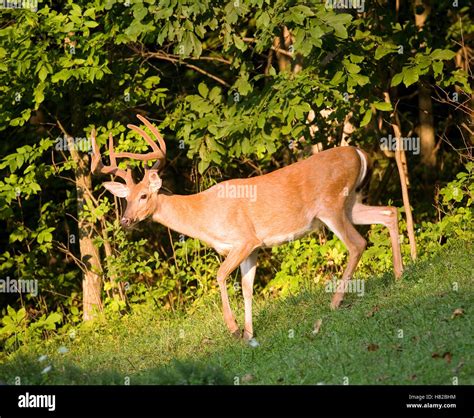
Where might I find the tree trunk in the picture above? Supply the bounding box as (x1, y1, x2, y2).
(418, 81, 436, 166)
(414, 0, 437, 166)
(384, 93, 418, 260)
(58, 120, 103, 320)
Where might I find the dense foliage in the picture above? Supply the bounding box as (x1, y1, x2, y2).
(0, 0, 472, 353)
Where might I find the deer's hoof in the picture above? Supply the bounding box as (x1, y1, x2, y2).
(330, 292, 345, 310)
(247, 338, 260, 348)
(231, 329, 242, 339)
(330, 299, 342, 310)
(242, 330, 253, 341)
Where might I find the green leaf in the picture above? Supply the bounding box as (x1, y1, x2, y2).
(292, 5, 314, 17)
(198, 82, 209, 98)
(70, 14, 82, 25)
(430, 49, 455, 61)
(70, 3, 82, 16)
(344, 61, 361, 74)
(432, 60, 443, 76)
(349, 73, 369, 86)
(349, 54, 364, 64)
(84, 8, 96, 18)
(330, 70, 344, 86)
(233, 34, 246, 52)
(391, 72, 404, 87)
(373, 102, 392, 111)
(44, 312, 62, 327)
(133, 4, 148, 21)
(309, 27, 324, 48)
(143, 76, 161, 89)
(208, 86, 221, 103)
(188, 32, 202, 57)
(234, 76, 252, 96)
(51, 69, 72, 83)
(360, 108, 372, 127)
(37, 228, 54, 244)
(333, 24, 348, 39)
(181, 31, 193, 56)
(84, 21, 99, 28)
(34, 84, 45, 106)
(9, 227, 28, 243)
(198, 159, 209, 174)
(375, 45, 397, 60)
(403, 67, 419, 87)
(38, 66, 48, 82)
(257, 11, 270, 28)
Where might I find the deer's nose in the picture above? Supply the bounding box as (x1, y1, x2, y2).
(121, 217, 132, 228)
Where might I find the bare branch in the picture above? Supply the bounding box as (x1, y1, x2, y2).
(134, 48, 231, 87)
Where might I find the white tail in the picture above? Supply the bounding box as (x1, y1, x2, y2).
(92, 115, 404, 342)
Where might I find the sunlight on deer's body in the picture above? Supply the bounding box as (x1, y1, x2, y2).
(91, 115, 404, 344)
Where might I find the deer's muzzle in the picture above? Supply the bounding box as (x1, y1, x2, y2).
(121, 217, 133, 228)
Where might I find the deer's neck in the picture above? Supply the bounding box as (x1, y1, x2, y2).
(151, 193, 205, 241)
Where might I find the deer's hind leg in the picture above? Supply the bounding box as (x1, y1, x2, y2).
(350, 203, 403, 279)
(319, 208, 367, 310)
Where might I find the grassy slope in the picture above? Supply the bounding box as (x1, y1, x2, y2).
(0, 240, 472, 385)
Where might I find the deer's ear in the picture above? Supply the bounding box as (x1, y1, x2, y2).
(103, 182, 129, 198)
(148, 171, 162, 193)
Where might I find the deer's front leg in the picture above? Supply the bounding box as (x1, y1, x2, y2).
(217, 244, 258, 338)
(240, 250, 259, 342)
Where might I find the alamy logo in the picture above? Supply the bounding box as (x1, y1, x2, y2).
(325, 0, 365, 12)
(216, 183, 257, 202)
(18, 392, 56, 412)
(380, 134, 420, 155)
(55, 135, 92, 153)
(325, 278, 365, 297)
(0, 0, 38, 10)
(0, 277, 38, 296)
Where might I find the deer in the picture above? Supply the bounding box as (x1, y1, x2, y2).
(91, 114, 404, 345)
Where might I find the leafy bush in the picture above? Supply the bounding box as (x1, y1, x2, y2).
(0, 306, 62, 351)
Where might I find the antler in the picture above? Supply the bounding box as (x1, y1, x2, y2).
(91, 130, 134, 185)
(90, 115, 167, 183)
(123, 114, 166, 171)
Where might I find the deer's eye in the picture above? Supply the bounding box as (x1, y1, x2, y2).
(140, 194, 147, 200)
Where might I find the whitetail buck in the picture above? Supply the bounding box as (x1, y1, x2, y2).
(91, 115, 404, 344)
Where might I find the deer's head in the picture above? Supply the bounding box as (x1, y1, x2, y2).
(91, 114, 167, 228)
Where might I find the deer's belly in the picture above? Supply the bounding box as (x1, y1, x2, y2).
(204, 218, 322, 255)
(261, 218, 322, 248)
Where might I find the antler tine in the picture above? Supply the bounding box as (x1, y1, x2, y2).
(136, 114, 167, 155)
(115, 116, 166, 171)
(90, 129, 134, 185)
(123, 125, 166, 160)
(90, 128, 101, 173)
(124, 124, 166, 171)
(108, 132, 117, 165)
(126, 124, 160, 153)
(108, 133, 134, 184)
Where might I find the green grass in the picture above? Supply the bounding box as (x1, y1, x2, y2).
(0, 240, 473, 385)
